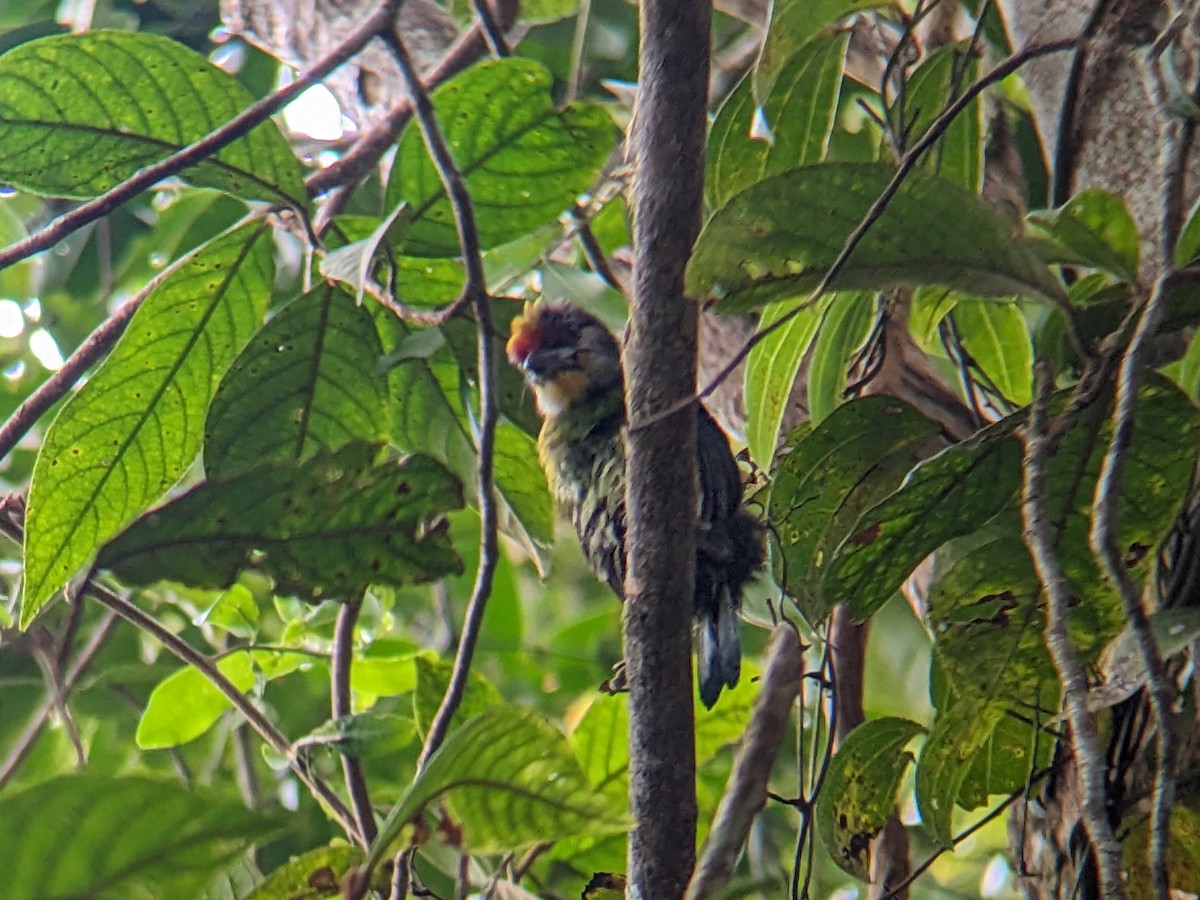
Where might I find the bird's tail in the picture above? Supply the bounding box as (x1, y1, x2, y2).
(697, 585, 741, 709)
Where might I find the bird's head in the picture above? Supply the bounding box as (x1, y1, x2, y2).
(506, 301, 622, 417)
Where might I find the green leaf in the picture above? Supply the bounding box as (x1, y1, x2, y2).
(0, 774, 275, 899)
(386, 58, 618, 256)
(688, 163, 1067, 312)
(806, 292, 874, 423)
(816, 717, 924, 878)
(366, 705, 629, 866)
(916, 702, 1004, 846)
(707, 32, 847, 211)
(744, 296, 830, 470)
(903, 44, 983, 191)
(1028, 189, 1139, 282)
(825, 422, 1023, 620)
(98, 442, 464, 599)
(319, 203, 415, 303)
(952, 300, 1033, 406)
(413, 655, 504, 739)
(22, 221, 274, 626)
(755, 0, 885, 101)
(0, 31, 305, 203)
(769, 397, 943, 621)
(199, 583, 260, 637)
(137, 649, 311, 748)
(248, 843, 370, 900)
(205, 284, 388, 476)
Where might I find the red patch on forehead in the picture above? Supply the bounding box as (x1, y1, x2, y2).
(506, 306, 542, 365)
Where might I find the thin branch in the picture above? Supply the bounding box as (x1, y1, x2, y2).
(1020, 362, 1128, 899)
(382, 21, 498, 779)
(1084, 32, 1199, 895)
(0, 506, 362, 842)
(0, 608, 118, 789)
(632, 37, 1081, 435)
(882, 773, 1047, 900)
(333, 597, 377, 844)
(306, 1, 520, 198)
(471, 0, 511, 58)
(0, 3, 397, 276)
(686, 625, 804, 900)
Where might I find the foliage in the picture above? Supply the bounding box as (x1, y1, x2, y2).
(0, 0, 1195, 898)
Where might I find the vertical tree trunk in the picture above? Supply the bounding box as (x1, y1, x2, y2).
(623, 0, 712, 895)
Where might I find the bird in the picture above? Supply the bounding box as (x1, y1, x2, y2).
(506, 300, 764, 708)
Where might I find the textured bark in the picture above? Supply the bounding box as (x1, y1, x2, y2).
(622, 0, 711, 896)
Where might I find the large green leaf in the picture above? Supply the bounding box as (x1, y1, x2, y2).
(205, 284, 388, 476)
(1029, 189, 1139, 282)
(688, 163, 1067, 312)
(0, 774, 275, 900)
(386, 58, 618, 256)
(365, 705, 629, 869)
(816, 717, 925, 878)
(769, 397, 943, 621)
(97, 442, 464, 599)
(22, 221, 275, 625)
(0, 31, 305, 203)
(743, 296, 831, 470)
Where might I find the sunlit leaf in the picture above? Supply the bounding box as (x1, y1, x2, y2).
(137, 649, 312, 748)
(0, 774, 275, 899)
(99, 442, 464, 599)
(23, 221, 274, 625)
(0, 31, 305, 203)
(386, 59, 618, 256)
(688, 163, 1066, 312)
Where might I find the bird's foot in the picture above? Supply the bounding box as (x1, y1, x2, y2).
(600, 660, 628, 696)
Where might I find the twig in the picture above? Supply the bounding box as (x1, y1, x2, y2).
(1020, 362, 1128, 899)
(471, 0, 511, 58)
(0, 506, 362, 842)
(382, 17, 498, 777)
(882, 772, 1047, 900)
(0, 2, 396, 276)
(686, 625, 804, 900)
(306, 1, 520, 198)
(632, 37, 1081, 435)
(0, 608, 118, 788)
(333, 597, 377, 844)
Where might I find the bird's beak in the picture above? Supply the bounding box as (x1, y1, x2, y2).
(520, 346, 576, 381)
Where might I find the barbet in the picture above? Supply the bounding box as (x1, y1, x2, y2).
(506, 302, 764, 708)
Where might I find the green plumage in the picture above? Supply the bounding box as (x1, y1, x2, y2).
(510, 304, 764, 708)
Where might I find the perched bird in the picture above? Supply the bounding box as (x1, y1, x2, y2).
(506, 301, 764, 708)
